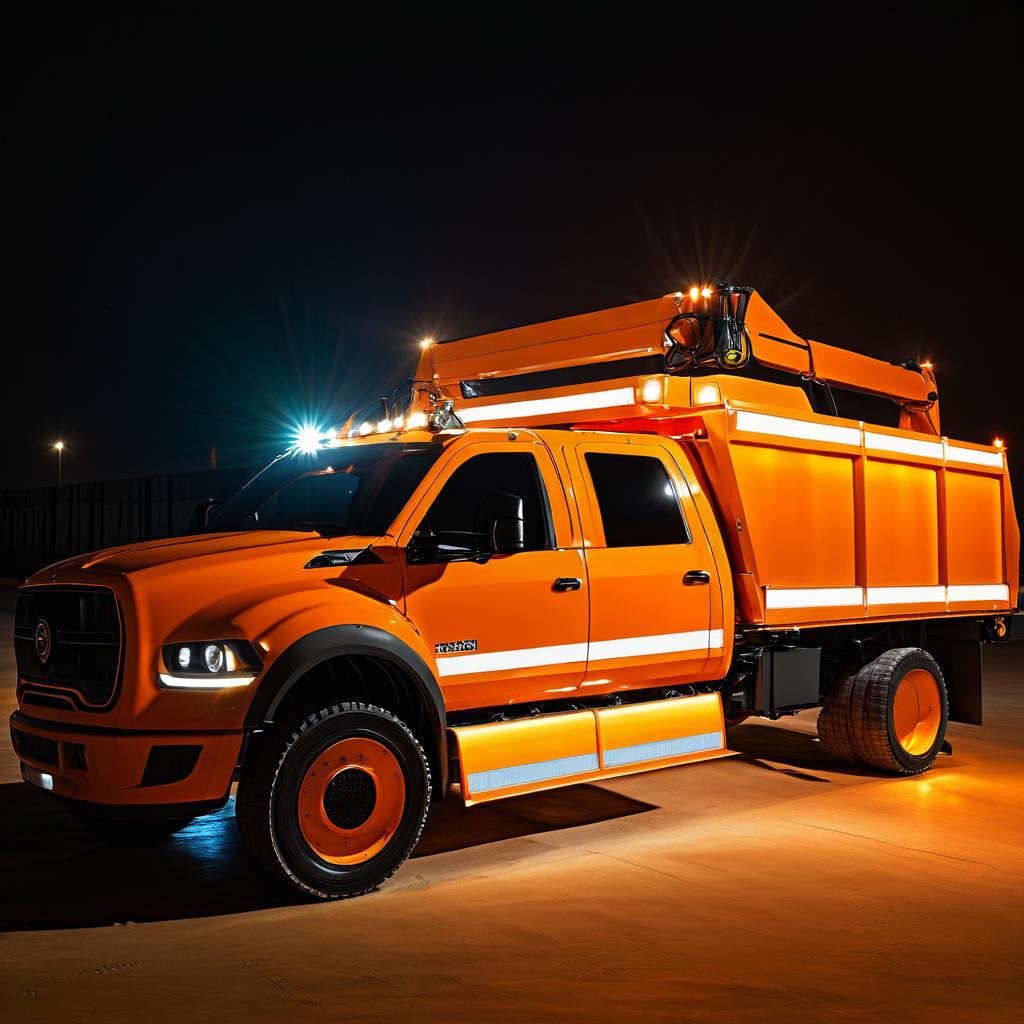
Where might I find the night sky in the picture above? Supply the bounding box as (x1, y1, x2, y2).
(8, 12, 1021, 503)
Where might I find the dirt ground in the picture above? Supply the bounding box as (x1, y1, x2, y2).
(0, 587, 1021, 1023)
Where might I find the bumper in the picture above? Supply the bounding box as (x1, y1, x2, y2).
(10, 711, 244, 808)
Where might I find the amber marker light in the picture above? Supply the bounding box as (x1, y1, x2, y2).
(639, 377, 664, 404)
(694, 382, 721, 406)
(700, 287, 712, 298)
(993, 438, 1004, 450)
(688, 286, 700, 301)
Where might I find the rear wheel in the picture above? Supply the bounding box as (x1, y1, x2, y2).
(236, 702, 431, 899)
(816, 668, 862, 764)
(849, 648, 948, 774)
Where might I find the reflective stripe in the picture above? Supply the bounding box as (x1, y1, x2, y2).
(603, 731, 723, 768)
(435, 641, 587, 677)
(589, 629, 723, 661)
(467, 752, 600, 794)
(459, 387, 636, 425)
(865, 431, 943, 460)
(947, 584, 1009, 603)
(734, 410, 860, 447)
(944, 444, 1004, 469)
(435, 629, 721, 678)
(867, 585, 945, 605)
(765, 587, 863, 609)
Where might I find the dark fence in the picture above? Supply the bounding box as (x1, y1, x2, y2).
(1, 466, 258, 580)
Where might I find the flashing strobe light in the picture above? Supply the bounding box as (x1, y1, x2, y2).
(994, 438, 1004, 450)
(406, 411, 429, 429)
(420, 337, 434, 349)
(295, 425, 324, 454)
(701, 287, 712, 298)
(378, 419, 393, 433)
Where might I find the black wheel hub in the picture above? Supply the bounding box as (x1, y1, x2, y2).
(322, 768, 377, 829)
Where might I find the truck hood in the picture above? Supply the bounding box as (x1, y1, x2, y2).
(32, 531, 382, 578)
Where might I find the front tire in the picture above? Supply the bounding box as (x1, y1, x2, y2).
(236, 702, 431, 899)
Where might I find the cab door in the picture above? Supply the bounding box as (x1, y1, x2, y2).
(398, 440, 588, 712)
(566, 440, 721, 693)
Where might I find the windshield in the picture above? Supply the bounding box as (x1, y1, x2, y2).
(210, 443, 444, 538)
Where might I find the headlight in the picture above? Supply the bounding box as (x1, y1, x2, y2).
(159, 640, 263, 689)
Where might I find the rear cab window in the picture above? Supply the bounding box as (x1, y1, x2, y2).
(583, 451, 690, 547)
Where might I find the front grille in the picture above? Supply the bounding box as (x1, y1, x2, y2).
(14, 587, 124, 710)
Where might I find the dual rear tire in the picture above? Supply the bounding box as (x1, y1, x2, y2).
(817, 647, 948, 775)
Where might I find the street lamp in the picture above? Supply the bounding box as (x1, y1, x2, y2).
(53, 441, 65, 486)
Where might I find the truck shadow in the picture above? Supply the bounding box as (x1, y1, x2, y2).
(0, 782, 655, 932)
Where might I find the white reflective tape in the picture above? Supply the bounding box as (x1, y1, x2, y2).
(765, 587, 863, 609)
(435, 629, 721, 677)
(467, 752, 600, 794)
(867, 586, 946, 605)
(459, 387, 636, 424)
(865, 431, 943, 460)
(589, 628, 722, 661)
(947, 584, 1009, 603)
(734, 410, 860, 447)
(944, 444, 1004, 469)
(603, 731, 723, 768)
(436, 642, 588, 677)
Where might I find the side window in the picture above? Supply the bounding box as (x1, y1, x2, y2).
(418, 452, 551, 551)
(585, 452, 690, 548)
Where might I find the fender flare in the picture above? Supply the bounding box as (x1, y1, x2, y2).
(245, 624, 448, 792)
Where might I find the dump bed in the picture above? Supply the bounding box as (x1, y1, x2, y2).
(414, 291, 1018, 631)
(664, 379, 1017, 628)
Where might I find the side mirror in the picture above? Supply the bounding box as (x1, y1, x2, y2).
(486, 493, 525, 554)
(188, 498, 225, 534)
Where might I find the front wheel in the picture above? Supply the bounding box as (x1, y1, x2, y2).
(236, 702, 431, 899)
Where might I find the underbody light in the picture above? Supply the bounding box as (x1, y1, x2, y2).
(459, 387, 636, 425)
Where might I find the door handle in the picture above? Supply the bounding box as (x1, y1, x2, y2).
(553, 577, 583, 592)
(683, 570, 711, 586)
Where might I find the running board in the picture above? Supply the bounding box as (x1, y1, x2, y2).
(450, 692, 734, 805)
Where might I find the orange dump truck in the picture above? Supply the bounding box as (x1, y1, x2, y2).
(10, 283, 1019, 898)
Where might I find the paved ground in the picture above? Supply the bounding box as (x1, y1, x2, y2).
(0, 586, 1021, 1022)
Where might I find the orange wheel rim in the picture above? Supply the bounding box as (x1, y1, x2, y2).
(296, 738, 405, 865)
(892, 668, 941, 756)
